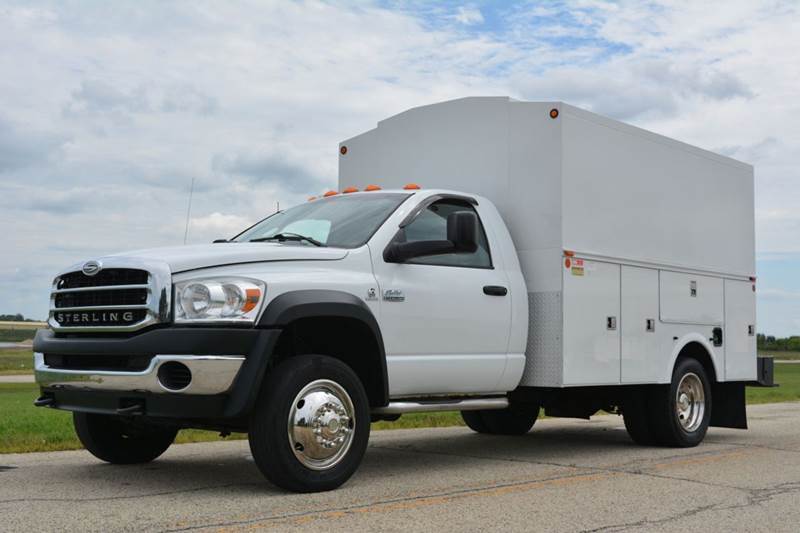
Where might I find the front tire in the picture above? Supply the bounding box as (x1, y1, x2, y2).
(73, 413, 177, 464)
(248, 355, 370, 493)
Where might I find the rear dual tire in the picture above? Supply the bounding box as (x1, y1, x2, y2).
(461, 405, 539, 435)
(623, 357, 712, 447)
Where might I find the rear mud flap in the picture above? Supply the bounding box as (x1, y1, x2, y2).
(710, 382, 747, 429)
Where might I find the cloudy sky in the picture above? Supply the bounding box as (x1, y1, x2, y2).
(1, 1, 798, 335)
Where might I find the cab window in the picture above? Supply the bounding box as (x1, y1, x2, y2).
(399, 199, 492, 268)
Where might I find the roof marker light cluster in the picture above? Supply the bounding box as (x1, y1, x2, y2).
(307, 183, 420, 200)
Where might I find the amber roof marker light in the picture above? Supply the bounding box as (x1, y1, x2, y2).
(339, 146, 347, 155)
(549, 108, 559, 119)
(403, 183, 421, 190)
(323, 190, 338, 197)
(342, 186, 359, 193)
(364, 184, 382, 191)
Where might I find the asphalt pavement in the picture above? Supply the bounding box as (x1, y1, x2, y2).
(2, 402, 800, 532)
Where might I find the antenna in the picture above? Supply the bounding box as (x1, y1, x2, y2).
(183, 177, 195, 244)
(276, 200, 280, 213)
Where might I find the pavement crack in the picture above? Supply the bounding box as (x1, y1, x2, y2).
(370, 443, 742, 492)
(162, 471, 608, 532)
(705, 439, 800, 455)
(0, 482, 262, 505)
(722, 481, 800, 511)
(581, 481, 800, 532)
(581, 502, 720, 532)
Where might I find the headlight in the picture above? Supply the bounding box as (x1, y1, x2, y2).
(174, 277, 265, 324)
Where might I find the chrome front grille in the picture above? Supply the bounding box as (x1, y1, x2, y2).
(48, 260, 172, 333)
(54, 287, 148, 309)
(58, 269, 149, 289)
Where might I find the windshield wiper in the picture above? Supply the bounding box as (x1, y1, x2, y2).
(249, 232, 326, 247)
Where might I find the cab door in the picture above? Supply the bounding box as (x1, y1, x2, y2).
(370, 196, 512, 397)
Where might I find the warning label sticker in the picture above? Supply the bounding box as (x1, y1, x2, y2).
(566, 256, 587, 276)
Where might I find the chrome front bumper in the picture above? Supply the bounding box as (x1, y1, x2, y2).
(34, 353, 245, 395)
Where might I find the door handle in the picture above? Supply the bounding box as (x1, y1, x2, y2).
(483, 285, 508, 296)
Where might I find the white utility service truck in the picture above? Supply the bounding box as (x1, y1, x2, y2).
(34, 97, 771, 493)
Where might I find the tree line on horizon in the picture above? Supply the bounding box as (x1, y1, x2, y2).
(758, 334, 800, 352)
(0, 314, 40, 322)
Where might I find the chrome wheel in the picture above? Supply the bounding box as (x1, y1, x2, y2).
(287, 379, 355, 470)
(675, 372, 705, 432)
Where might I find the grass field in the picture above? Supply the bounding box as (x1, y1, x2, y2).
(746, 363, 800, 404)
(0, 322, 41, 343)
(1, 364, 798, 454)
(0, 349, 33, 375)
(0, 330, 36, 343)
(760, 350, 800, 361)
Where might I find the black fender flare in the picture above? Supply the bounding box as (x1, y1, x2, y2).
(256, 289, 388, 406)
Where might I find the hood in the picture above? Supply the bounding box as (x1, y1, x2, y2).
(103, 243, 349, 273)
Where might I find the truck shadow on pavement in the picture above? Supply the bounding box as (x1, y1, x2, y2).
(47, 421, 740, 495)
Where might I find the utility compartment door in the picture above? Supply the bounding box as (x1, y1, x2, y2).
(660, 271, 723, 325)
(621, 266, 661, 383)
(563, 259, 620, 385)
(724, 279, 757, 381)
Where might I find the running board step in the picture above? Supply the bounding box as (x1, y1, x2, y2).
(372, 397, 508, 415)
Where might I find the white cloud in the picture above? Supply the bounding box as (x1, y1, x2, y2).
(188, 212, 253, 242)
(454, 5, 484, 25)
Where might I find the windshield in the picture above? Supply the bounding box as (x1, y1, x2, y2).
(233, 193, 411, 248)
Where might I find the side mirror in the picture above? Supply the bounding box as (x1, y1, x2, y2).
(384, 211, 478, 263)
(447, 211, 478, 253)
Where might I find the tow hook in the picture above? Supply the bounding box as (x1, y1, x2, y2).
(116, 403, 145, 416)
(33, 396, 55, 407)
